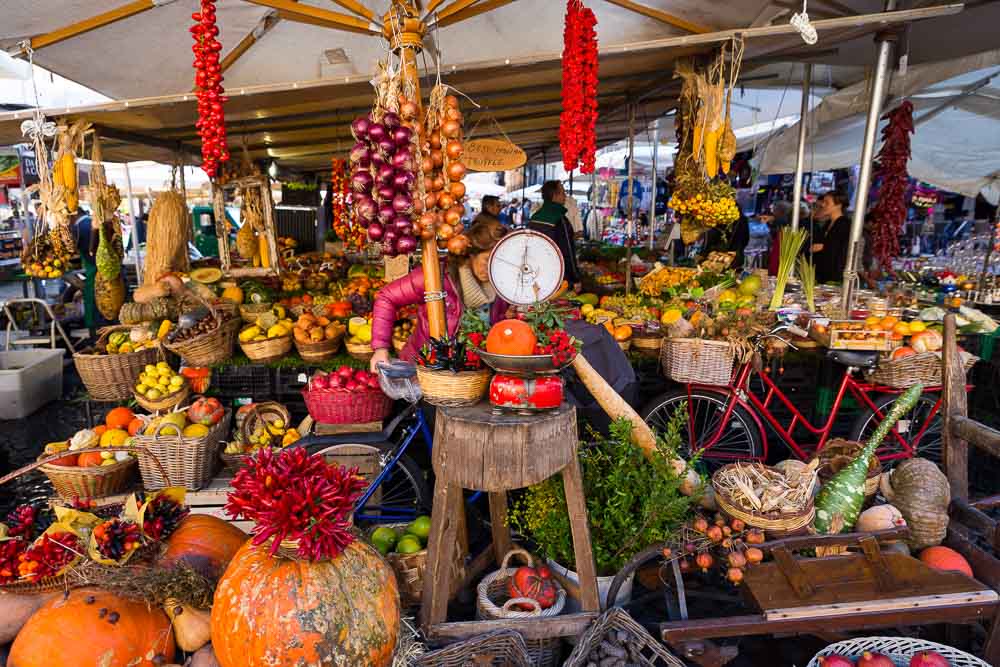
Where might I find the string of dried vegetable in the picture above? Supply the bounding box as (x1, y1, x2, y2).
(869, 101, 914, 271)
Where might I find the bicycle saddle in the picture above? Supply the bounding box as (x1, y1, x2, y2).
(825, 349, 879, 369)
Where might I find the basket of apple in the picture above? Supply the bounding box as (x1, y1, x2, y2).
(302, 366, 392, 424)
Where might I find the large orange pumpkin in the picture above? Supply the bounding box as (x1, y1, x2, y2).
(105, 406, 135, 430)
(159, 515, 248, 580)
(9, 587, 175, 667)
(919, 545, 973, 578)
(211, 540, 399, 667)
(485, 319, 537, 356)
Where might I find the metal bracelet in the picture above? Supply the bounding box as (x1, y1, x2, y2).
(424, 291, 446, 303)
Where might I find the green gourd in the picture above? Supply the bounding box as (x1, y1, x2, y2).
(813, 384, 924, 534)
(95, 221, 121, 280)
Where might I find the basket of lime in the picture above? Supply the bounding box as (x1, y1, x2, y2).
(369, 516, 464, 606)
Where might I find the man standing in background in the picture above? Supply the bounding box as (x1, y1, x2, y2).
(811, 190, 852, 283)
(529, 180, 581, 291)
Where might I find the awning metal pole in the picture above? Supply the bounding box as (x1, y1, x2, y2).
(625, 104, 635, 295)
(124, 161, 142, 285)
(790, 63, 812, 233)
(649, 118, 659, 251)
(842, 0, 897, 311)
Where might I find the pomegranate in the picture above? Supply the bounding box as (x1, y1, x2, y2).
(817, 655, 855, 667)
(909, 650, 951, 667)
(857, 652, 895, 667)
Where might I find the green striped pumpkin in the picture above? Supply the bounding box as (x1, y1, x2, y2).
(813, 384, 923, 534)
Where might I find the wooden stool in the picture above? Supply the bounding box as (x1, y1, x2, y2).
(419, 402, 600, 640)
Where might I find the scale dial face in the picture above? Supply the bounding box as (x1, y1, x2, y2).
(487, 230, 565, 306)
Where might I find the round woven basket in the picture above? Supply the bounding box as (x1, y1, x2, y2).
(631, 334, 663, 357)
(239, 302, 272, 324)
(713, 463, 815, 534)
(345, 340, 374, 363)
(415, 366, 490, 407)
(240, 333, 293, 364)
(366, 523, 465, 607)
(808, 636, 989, 667)
(870, 350, 977, 389)
(74, 325, 162, 401)
(38, 453, 137, 500)
(164, 316, 238, 366)
(476, 549, 565, 667)
(295, 330, 345, 362)
(661, 338, 736, 386)
(814, 438, 881, 498)
(134, 380, 190, 414)
(302, 387, 391, 424)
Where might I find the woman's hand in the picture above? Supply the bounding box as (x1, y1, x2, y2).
(370, 347, 391, 374)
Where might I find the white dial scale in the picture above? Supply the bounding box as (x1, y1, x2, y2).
(486, 230, 565, 306)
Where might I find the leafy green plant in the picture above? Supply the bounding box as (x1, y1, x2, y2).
(510, 411, 698, 575)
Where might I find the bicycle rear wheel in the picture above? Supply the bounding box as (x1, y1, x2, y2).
(850, 392, 943, 465)
(315, 443, 430, 526)
(641, 389, 764, 471)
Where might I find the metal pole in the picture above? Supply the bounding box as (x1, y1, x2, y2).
(790, 64, 812, 232)
(590, 169, 597, 241)
(649, 118, 659, 251)
(177, 157, 188, 248)
(124, 162, 142, 285)
(625, 104, 635, 295)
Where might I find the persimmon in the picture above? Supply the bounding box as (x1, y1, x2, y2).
(485, 319, 537, 356)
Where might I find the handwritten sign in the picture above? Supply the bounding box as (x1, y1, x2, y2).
(463, 138, 527, 172)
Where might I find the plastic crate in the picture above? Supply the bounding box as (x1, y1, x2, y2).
(212, 364, 273, 403)
(0, 349, 64, 419)
(274, 365, 317, 398)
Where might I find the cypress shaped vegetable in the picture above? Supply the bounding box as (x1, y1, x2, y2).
(813, 384, 923, 534)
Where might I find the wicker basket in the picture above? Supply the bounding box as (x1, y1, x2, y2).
(38, 451, 137, 500)
(870, 350, 977, 389)
(617, 339, 632, 352)
(563, 607, 686, 667)
(368, 522, 465, 607)
(302, 387, 391, 424)
(415, 366, 490, 407)
(345, 340, 374, 363)
(239, 302, 272, 324)
(164, 315, 238, 367)
(808, 636, 989, 667)
(131, 407, 231, 490)
(661, 338, 736, 385)
(632, 334, 663, 357)
(476, 549, 566, 667)
(417, 630, 533, 667)
(295, 331, 345, 362)
(815, 438, 881, 499)
(713, 463, 816, 534)
(134, 380, 190, 413)
(74, 326, 162, 401)
(240, 332, 293, 363)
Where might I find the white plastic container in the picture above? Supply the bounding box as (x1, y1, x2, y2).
(548, 559, 634, 613)
(0, 349, 64, 419)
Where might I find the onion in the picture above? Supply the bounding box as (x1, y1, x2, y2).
(392, 126, 413, 146)
(351, 170, 374, 193)
(445, 107, 462, 122)
(438, 192, 455, 210)
(431, 150, 444, 168)
(376, 164, 396, 186)
(449, 181, 466, 198)
(445, 140, 463, 160)
(350, 141, 372, 164)
(351, 116, 371, 140)
(384, 228, 399, 245)
(412, 198, 424, 214)
(367, 122, 387, 143)
(432, 174, 445, 192)
(445, 94, 460, 108)
(366, 221, 385, 241)
(424, 192, 438, 210)
(393, 170, 414, 190)
(382, 111, 401, 130)
(447, 161, 466, 181)
(392, 192, 414, 214)
(442, 119, 461, 139)
(352, 193, 374, 210)
(447, 235, 468, 255)
(377, 138, 396, 155)
(421, 157, 434, 173)
(393, 217, 412, 233)
(356, 198, 377, 222)
(438, 223, 456, 240)
(377, 204, 395, 224)
(429, 132, 442, 149)
(449, 204, 465, 218)
(444, 208, 461, 226)
(376, 185, 396, 202)
(397, 235, 418, 254)
(419, 212, 437, 229)
(423, 176, 435, 191)
(400, 100, 418, 120)
(420, 226, 436, 240)
(370, 151, 386, 167)
(391, 148, 413, 170)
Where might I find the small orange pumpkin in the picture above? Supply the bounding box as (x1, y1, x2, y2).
(159, 515, 247, 580)
(77, 451, 106, 468)
(485, 319, 537, 356)
(211, 540, 399, 667)
(10, 588, 175, 667)
(127, 417, 145, 436)
(105, 407, 135, 430)
(919, 546, 973, 578)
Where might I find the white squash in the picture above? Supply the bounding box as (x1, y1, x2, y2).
(855, 504, 907, 533)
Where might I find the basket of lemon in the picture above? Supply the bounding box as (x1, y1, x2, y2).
(133, 362, 190, 413)
(238, 311, 295, 364)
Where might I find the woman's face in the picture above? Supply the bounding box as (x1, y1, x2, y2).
(471, 251, 491, 282)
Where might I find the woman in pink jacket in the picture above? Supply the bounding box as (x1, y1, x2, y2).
(369, 220, 509, 371)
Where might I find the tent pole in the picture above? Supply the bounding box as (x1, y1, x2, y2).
(124, 161, 142, 285)
(790, 63, 812, 233)
(842, 0, 896, 312)
(625, 103, 635, 296)
(177, 155, 190, 250)
(649, 117, 659, 251)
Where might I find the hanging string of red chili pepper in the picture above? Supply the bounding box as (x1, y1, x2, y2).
(560, 0, 598, 174)
(190, 0, 230, 178)
(330, 158, 364, 250)
(869, 100, 914, 272)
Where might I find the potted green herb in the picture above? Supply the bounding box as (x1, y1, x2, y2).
(510, 411, 699, 608)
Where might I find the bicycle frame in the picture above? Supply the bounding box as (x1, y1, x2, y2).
(685, 361, 946, 463)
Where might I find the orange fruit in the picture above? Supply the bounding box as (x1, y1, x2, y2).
(613, 325, 633, 342)
(879, 315, 898, 331)
(892, 321, 911, 336)
(105, 406, 135, 430)
(127, 417, 145, 436)
(864, 315, 881, 326)
(77, 452, 105, 468)
(485, 319, 538, 356)
(93, 425, 108, 437)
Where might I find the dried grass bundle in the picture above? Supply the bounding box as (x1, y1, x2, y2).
(144, 190, 189, 285)
(68, 560, 215, 610)
(714, 461, 817, 514)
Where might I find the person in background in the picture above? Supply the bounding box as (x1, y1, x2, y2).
(498, 199, 513, 227)
(528, 180, 581, 291)
(811, 190, 852, 283)
(73, 212, 99, 333)
(520, 199, 533, 226)
(474, 195, 502, 227)
(510, 199, 523, 227)
(564, 194, 584, 239)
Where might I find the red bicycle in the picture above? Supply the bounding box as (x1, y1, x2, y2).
(641, 325, 954, 468)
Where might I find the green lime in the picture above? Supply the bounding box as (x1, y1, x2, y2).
(407, 515, 432, 540)
(371, 527, 398, 555)
(396, 536, 423, 555)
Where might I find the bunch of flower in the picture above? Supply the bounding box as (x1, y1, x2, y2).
(330, 158, 364, 250)
(190, 0, 229, 177)
(560, 0, 598, 173)
(225, 447, 366, 562)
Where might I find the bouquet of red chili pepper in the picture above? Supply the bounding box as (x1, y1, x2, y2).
(560, 0, 598, 174)
(225, 447, 365, 562)
(417, 335, 483, 371)
(869, 101, 914, 271)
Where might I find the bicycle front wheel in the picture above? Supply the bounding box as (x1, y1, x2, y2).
(641, 389, 764, 471)
(850, 391, 943, 465)
(315, 443, 430, 526)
